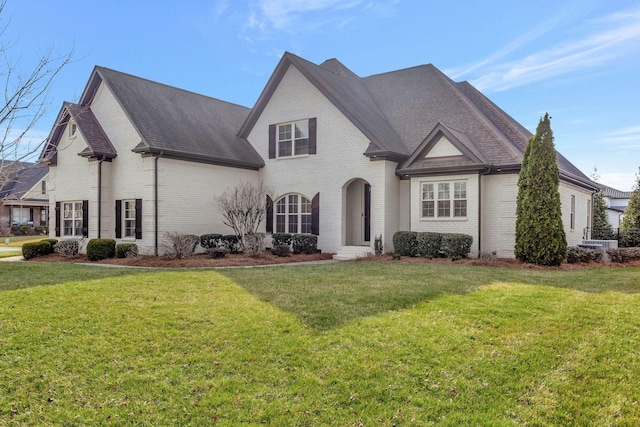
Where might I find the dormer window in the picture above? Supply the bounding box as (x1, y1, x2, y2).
(69, 121, 77, 138)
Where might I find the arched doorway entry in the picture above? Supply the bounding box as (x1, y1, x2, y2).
(344, 178, 371, 246)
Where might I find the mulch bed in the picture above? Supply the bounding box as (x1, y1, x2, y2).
(26, 252, 640, 269)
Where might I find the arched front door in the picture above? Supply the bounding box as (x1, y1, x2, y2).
(345, 179, 371, 246)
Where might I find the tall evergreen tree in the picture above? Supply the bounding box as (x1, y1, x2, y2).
(621, 168, 640, 229)
(515, 113, 567, 266)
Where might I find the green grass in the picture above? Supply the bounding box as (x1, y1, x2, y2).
(0, 251, 21, 259)
(1, 262, 639, 425)
(0, 235, 45, 247)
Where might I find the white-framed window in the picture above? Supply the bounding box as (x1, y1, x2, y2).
(421, 181, 467, 218)
(41, 180, 47, 195)
(69, 121, 77, 138)
(278, 120, 309, 158)
(63, 201, 83, 237)
(570, 195, 576, 231)
(124, 200, 136, 238)
(275, 194, 312, 233)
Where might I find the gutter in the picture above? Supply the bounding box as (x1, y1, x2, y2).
(97, 155, 106, 238)
(478, 166, 492, 257)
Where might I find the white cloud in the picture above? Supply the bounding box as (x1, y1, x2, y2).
(467, 6, 640, 92)
(599, 172, 638, 192)
(600, 125, 640, 146)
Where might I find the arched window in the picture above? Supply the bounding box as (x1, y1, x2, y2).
(275, 194, 312, 234)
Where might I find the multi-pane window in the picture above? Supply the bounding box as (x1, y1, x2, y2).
(278, 120, 309, 157)
(124, 200, 136, 238)
(63, 201, 83, 237)
(570, 195, 576, 231)
(275, 194, 312, 233)
(421, 181, 467, 218)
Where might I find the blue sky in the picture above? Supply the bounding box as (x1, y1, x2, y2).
(4, 0, 640, 190)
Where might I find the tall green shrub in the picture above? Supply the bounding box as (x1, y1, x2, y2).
(591, 189, 615, 240)
(515, 113, 567, 266)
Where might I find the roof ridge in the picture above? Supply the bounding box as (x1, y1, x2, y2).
(94, 66, 250, 109)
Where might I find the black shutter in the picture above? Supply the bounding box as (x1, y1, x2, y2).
(268, 124, 276, 159)
(115, 200, 122, 238)
(55, 202, 61, 237)
(308, 118, 317, 155)
(311, 193, 320, 236)
(29, 208, 34, 222)
(82, 200, 89, 238)
(266, 195, 273, 233)
(135, 198, 142, 239)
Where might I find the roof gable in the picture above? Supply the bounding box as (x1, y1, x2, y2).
(238, 52, 407, 159)
(0, 161, 48, 200)
(79, 67, 264, 170)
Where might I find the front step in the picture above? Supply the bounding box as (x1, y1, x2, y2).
(333, 246, 373, 260)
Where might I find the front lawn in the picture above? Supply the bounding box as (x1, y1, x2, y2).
(1, 262, 639, 425)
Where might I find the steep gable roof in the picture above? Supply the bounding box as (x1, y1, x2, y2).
(238, 52, 407, 160)
(0, 161, 48, 201)
(80, 67, 264, 169)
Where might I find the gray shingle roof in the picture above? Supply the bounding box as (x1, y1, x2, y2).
(90, 67, 264, 169)
(599, 183, 633, 199)
(0, 161, 48, 200)
(67, 103, 118, 160)
(241, 52, 593, 187)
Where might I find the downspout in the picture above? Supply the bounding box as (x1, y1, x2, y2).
(154, 151, 163, 256)
(97, 156, 106, 238)
(478, 166, 492, 257)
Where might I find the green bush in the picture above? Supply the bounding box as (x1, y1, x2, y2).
(393, 231, 417, 256)
(200, 233, 223, 249)
(271, 245, 291, 257)
(219, 235, 240, 254)
(292, 234, 318, 254)
(619, 228, 640, 248)
(207, 247, 228, 259)
(115, 243, 138, 258)
(441, 234, 473, 260)
(22, 241, 53, 259)
(272, 233, 293, 247)
(416, 232, 443, 258)
(86, 239, 116, 261)
(567, 246, 603, 263)
(606, 247, 640, 263)
(35, 226, 49, 235)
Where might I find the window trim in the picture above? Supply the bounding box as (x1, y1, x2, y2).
(420, 180, 468, 220)
(123, 199, 136, 239)
(69, 121, 77, 138)
(274, 193, 312, 234)
(276, 120, 310, 158)
(62, 201, 84, 237)
(570, 195, 576, 231)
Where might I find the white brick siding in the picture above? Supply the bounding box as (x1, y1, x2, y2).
(248, 64, 402, 254)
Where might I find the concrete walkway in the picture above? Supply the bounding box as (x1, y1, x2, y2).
(0, 246, 23, 262)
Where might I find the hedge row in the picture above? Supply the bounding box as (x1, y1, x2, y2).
(566, 246, 604, 263)
(22, 239, 57, 260)
(269, 233, 318, 255)
(393, 231, 473, 260)
(606, 247, 640, 263)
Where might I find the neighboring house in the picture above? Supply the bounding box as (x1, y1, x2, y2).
(40, 52, 597, 257)
(0, 161, 50, 232)
(599, 184, 632, 228)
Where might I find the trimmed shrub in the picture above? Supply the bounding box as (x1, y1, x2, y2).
(416, 232, 443, 258)
(41, 238, 58, 248)
(22, 241, 52, 259)
(393, 231, 417, 256)
(272, 233, 293, 247)
(619, 229, 640, 248)
(244, 232, 265, 257)
(567, 246, 603, 263)
(35, 226, 48, 235)
(606, 247, 640, 263)
(271, 245, 291, 257)
(115, 243, 138, 258)
(200, 233, 223, 249)
(441, 233, 473, 260)
(86, 239, 116, 261)
(220, 235, 241, 254)
(207, 247, 228, 259)
(292, 234, 318, 254)
(54, 239, 80, 257)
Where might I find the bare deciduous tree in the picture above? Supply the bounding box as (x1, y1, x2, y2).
(0, 0, 74, 197)
(217, 181, 271, 250)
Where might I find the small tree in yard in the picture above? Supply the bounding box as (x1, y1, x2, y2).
(621, 168, 640, 230)
(515, 113, 567, 266)
(217, 181, 270, 251)
(590, 167, 615, 240)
